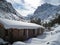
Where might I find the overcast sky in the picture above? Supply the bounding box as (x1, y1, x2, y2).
(7, 0, 60, 16)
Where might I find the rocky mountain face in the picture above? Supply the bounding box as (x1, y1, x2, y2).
(0, 0, 24, 21)
(27, 3, 60, 22)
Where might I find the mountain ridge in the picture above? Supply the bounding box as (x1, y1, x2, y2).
(0, 0, 24, 21)
(27, 3, 60, 21)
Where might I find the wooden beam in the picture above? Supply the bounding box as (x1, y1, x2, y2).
(26, 29, 28, 38)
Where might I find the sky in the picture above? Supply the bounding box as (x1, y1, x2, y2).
(7, 0, 60, 16)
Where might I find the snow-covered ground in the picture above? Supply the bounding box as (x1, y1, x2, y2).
(0, 38, 8, 45)
(12, 24, 60, 45)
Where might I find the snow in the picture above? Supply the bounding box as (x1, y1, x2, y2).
(22, 25, 60, 45)
(43, 13, 59, 23)
(11, 24, 60, 45)
(0, 18, 44, 29)
(27, 3, 60, 24)
(12, 24, 60, 45)
(57, 11, 60, 14)
(1, 18, 59, 45)
(0, 0, 24, 21)
(12, 41, 26, 45)
(0, 38, 8, 44)
(27, 3, 58, 20)
(0, 9, 21, 21)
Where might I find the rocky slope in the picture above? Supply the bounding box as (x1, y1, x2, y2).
(27, 3, 60, 22)
(0, 0, 24, 21)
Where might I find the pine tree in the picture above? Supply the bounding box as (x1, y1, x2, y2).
(30, 18, 41, 25)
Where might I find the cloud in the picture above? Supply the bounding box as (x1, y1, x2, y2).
(7, 0, 43, 16)
(16, 9, 35, 16)
(25, 0, 40, 7)
(6, 0, 60, 16)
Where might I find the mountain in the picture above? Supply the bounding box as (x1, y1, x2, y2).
(34, 3, 56, 14)
(27, 3, 60, 22)
(0, 0, 24, 21)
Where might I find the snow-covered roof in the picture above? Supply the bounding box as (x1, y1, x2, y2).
(0, 18, 44, 29)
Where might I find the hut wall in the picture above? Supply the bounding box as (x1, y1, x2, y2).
(41, 28, 44, 34)
(12, 29, 19, 41)
(25, 29, 29, 39)
(28, 29, 34, 38)
(37, 28, 42, 35)
(12, 30, 16, 39)
(18, 30, 25, 40)
(7, 30, 13, 42)
(24, 29, 39, 39)
(0, 28, 44, 42)
(0, 23, 44, 42)
(34, 29, 37, 37)
(12, 29, 27, 41)
(35, 28, 44, 36)
(37, 29, 40, 35)
(0, 28, 5, 38)
(0, 23, 5, 38)
(0, 23, 4, 28)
